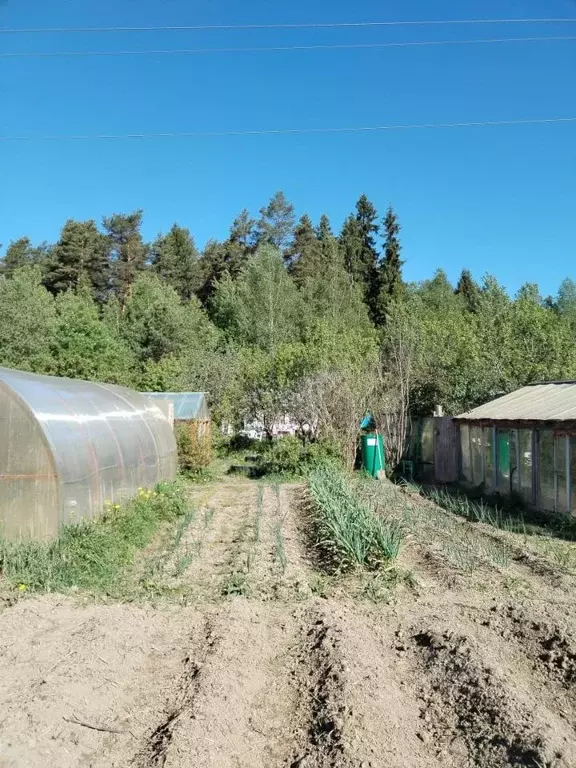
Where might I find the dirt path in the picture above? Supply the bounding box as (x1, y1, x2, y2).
(1, 476, 576, 767)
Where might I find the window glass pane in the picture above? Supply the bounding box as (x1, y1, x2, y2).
(539, 430, 555, 511)
(484, 428, 495, 490)
(570, 437, 576, 516)
(470, 426, 483, 485)
(555, 436, 567, 514)
(510, 431, 520, 493)
(518, 429, 533, 503)
(460, 425, 472, 482)
(497, 430, 510, 494)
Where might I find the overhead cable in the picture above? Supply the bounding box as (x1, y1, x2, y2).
(1, 116, 575, 141)
(2, 34, 576, 58)
(1, 17, 575, 34)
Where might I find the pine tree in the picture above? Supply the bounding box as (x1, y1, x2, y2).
(224, 209, 257, 276)
(229, 209, 257, 250)
(455, 268, 480, 313)
(339, 195, 380, 319)
(256, 191, 295, 251)
(103, 210, 148, 311)
(151, 224, 198, 301)
(44, 219, 111, 300)
(316, 214, 333, 241)
(378, 206, 404, 321)
(287, 214, 323, 282)
(194, 212, 257, 307)
(0, 238, 50, 277)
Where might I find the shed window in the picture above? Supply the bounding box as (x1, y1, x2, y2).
(538, 430, 555, 512)
(570, 437, 576, 516)
(460, 425, 472, 482)
(470, 426, 483, 485)
(518, 429, 533, 503)
(483, 427, 495, 490)
(510, 430, 520, 494)
(555, 435, 568, 514)
(497, 429, 511, 493)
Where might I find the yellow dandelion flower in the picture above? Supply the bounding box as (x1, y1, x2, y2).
(18, 584, 27, 592)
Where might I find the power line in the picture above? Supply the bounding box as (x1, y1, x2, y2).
(1, 116, 575, 141)
(1, 17, 575, 34)
(3, 35, 576, 58)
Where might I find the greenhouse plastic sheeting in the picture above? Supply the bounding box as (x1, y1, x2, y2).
(144, 392, 210, 421)
(0, 367, 177, 541)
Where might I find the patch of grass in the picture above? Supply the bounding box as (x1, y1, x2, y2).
(307, 465, 404, 572)
(503, 575, 532, 597)
(274, 520, 287, 574)
(253, 485, 264, 543)
(0, 481, 188, 595)
(222, 571, 249, 597)
(357, 477, 513, 574)
(173, 549, 196, 578)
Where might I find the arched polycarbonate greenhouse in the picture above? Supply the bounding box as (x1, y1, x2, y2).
(0, 367, 178, 541)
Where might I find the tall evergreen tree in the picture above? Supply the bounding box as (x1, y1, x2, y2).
(316, 214, 333, 241)
(195, 211, 258, 307)
(103, 210, 148, 311)
(229, 209, 257, 250)
(377, 206, 404, 321)
(287, 214, 322, 281)
(256, 191, 295, 251)
(151, 223, 198, 301)
(340, 195, 380, 319)
(0, 237, 50, 277)
(44, 219, 111, 300)
(455, 268, 480, 313)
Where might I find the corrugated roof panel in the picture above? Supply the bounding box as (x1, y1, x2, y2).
(456, 383, 576, 422)
(144, 392, 210, 420)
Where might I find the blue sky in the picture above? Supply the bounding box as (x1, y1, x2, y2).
(0, 0, 575, 297)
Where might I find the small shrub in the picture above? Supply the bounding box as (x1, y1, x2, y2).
(176, 423, 212, 475)
(258, 436, 303, 476)
(256, 436, 344, 477)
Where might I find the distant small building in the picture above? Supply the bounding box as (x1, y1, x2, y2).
(455, 381, 576, 514)
(144, 392, 211, 439)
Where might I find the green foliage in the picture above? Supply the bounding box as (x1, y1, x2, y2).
(0, 481, 187, 594)
(2, 195, 576, 449)
(307, 465, 403, 570)
(175, 423, 212, 475)
(0, 237, 50, 277)
(52, 288, 134, 383)
(103, 210, 148, 310)
(256, 191, 295, 250)
(377, 206, 404, 321)
(44, 219, 111, 300)
(151, 224, 199, 301)
(287, 214, 323, 279)
(213, 245, 303, 351)
(256, 436, 342, 476)
(0, 267, 57, 373)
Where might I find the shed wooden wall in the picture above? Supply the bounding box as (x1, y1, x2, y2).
(433, 417, 459, 483)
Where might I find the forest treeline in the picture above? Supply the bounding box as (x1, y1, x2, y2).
(2, 191, 576, 465)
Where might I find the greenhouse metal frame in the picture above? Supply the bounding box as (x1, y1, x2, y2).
(0, 367, 177, 541)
